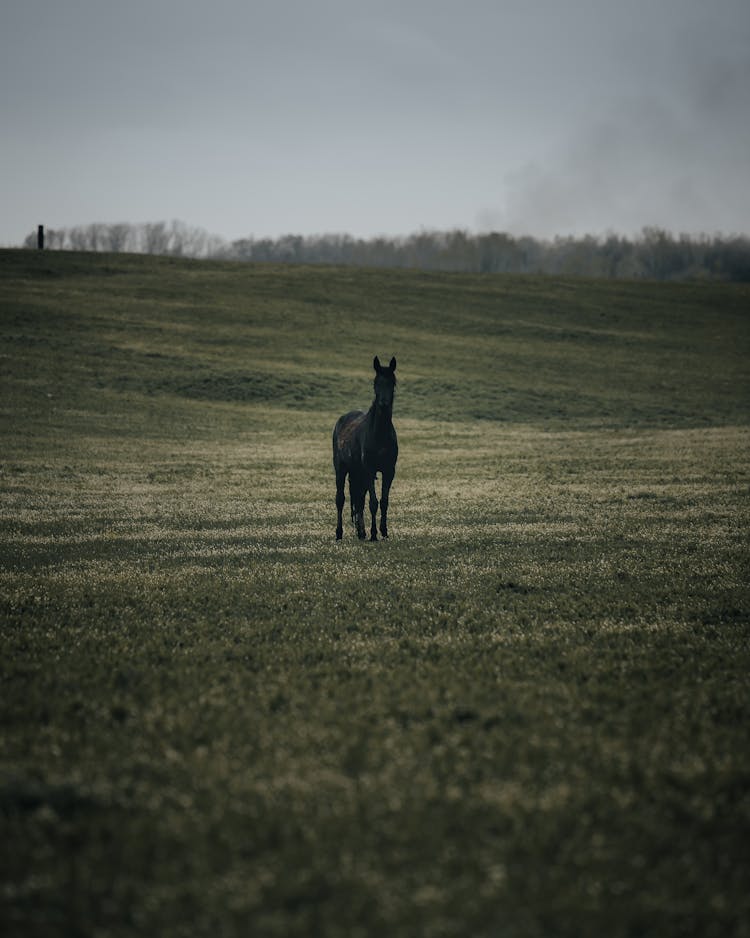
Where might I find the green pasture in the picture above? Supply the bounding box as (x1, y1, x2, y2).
(1, 249, 749, 937)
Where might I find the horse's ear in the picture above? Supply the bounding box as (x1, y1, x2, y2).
(389, 357, 397, 372)
(373, 356, 381, 372)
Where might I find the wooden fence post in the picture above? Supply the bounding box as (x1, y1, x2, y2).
(37, 225, 44, 250)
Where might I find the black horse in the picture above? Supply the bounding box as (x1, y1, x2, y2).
(333, 356, 398, 541)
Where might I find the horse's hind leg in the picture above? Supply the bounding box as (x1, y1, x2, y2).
(335, 466, 346, 540)
(368, 478, 379, 542)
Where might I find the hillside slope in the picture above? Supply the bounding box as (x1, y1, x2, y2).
(2, 249, 748, 436)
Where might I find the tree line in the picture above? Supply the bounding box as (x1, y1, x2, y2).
(24, 220, 226, 259)
(24, 221, 750, 281)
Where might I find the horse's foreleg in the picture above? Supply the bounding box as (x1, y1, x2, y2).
(379, 468, 395, 538)
(350, 473, 367, 540)
(368, 477, 379, 541)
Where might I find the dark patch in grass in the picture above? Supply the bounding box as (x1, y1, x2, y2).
(0, 779, 100, 818)
(496, 580, 533, 594)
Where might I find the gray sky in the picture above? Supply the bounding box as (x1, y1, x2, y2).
(2, 0, 749, 246)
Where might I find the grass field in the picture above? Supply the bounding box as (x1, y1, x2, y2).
(1, 249, 749, 937)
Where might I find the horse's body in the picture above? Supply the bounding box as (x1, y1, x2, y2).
(333, 357, 398, 540)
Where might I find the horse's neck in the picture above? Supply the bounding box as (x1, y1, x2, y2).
(367, 403, 392, 440)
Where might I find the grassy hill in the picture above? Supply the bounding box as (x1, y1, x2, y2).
(1, 249, 749, 937)
(3, 249, 747, 429)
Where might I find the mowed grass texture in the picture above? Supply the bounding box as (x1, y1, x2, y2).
(1, 249, 749, 937)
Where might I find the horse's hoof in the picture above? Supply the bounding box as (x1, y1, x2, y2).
(370, 534, 378, 542)
(336, 532, 342, 541)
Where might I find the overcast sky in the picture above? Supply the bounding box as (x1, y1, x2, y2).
(2, 0, 749, 246)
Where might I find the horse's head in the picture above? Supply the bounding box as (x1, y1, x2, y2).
(373, 356, 397, 410)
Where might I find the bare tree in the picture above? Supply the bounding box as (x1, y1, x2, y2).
(106, 223, 132, 253)
(142, 222, 169, 254)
